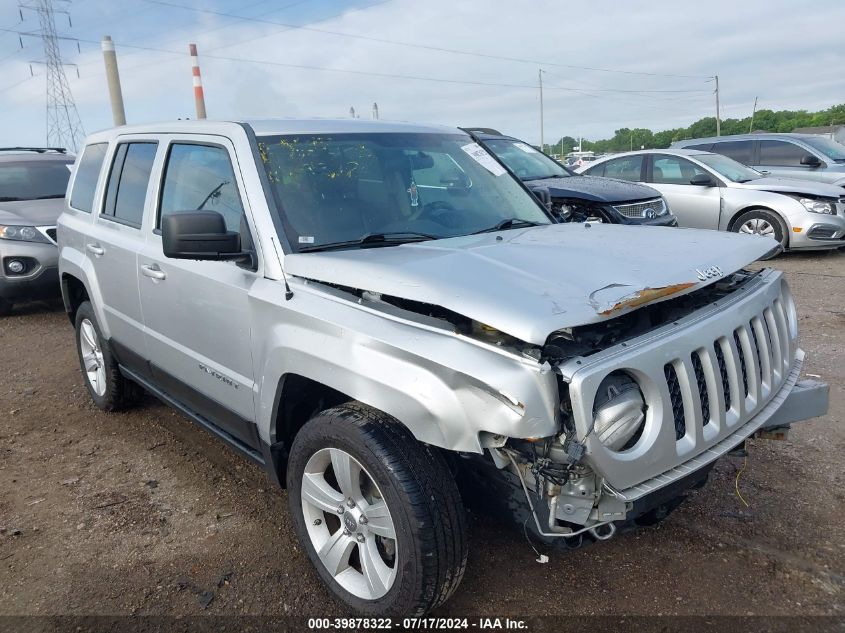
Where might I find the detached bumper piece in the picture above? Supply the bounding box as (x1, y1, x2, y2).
(755, 378, 829, 439)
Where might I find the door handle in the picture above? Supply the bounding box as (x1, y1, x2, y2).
(86, 244, 104, 257)
(140, 264, 167, 281)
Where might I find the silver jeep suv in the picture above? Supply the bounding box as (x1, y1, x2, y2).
(58, 120, 829, 616)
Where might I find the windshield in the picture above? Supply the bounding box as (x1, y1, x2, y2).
(482, 139, 570, 180)
(694, 153, 763, 183)
(801, 136, 845, 162)
(257, 133, 552, 252)
(0, 160, 73, 201)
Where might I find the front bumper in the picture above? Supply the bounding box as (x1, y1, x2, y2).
(0, 239, 60, 302)
(788, 213, 845, 249)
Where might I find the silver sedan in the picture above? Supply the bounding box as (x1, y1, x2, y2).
(579, 149, 845, 255)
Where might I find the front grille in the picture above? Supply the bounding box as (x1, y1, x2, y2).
(664, 363, 685, 440)
(661, 295, 793, 441)
(613, 198, 666, 219)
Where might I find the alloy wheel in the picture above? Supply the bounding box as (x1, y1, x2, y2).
(739, 218, 775, 237)
(79, 318, 106, 397)
(301, 447, 398, 600)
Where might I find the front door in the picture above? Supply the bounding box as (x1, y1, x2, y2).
(137, 137, 260, 448)
(647, 155, 722, 230)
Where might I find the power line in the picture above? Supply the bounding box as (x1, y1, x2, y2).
(143, 0, 712, 80)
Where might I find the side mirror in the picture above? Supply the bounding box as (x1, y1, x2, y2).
(529, 186, 555, 213)
(162, 211, 243, 261)
(800, 154, 822, 167)
(689, 173, 716, 186)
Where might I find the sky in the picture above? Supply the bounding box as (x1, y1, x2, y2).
(0, 0, 843, 151)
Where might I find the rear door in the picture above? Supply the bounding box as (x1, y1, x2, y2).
(646, 154, 721, 229)
(87, 138, 158, 363)
(137, 136, 260, 448)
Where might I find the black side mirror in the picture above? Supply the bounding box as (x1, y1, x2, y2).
(689, 173, 716, 186)
(800, 154, 822, 167)
(162, 211, 244, 261)
(529, 186, 555, 212)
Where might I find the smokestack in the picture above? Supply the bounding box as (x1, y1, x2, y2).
(372, 102, 379, 120)
(101, 36, 126, 126)
(189, 43, 207, 119)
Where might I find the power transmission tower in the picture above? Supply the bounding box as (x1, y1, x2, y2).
(20, 0, 85, 149)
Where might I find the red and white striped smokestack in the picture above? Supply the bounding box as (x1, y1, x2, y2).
(189, 43, 207, 120)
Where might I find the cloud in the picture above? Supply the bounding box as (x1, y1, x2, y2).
(1, 0, 842, 147)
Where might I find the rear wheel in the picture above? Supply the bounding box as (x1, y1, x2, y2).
(287, 403, 467, 616)
(732, 209, 787, 258)
(74, 301, 135, 410)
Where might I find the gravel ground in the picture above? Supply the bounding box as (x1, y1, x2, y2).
(0, 250, 843, 619)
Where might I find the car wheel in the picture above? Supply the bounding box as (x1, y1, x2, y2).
(732, 209, 787, 258)
(287, 403, 468, 616)
(74, 301, 135, 410)
(0, 297, 12, 317)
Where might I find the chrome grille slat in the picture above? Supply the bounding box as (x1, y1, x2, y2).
(751, 316, 773, 395)
(612, 198, 666, 219)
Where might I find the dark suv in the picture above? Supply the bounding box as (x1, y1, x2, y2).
(0, 147, 75, 315)
(465, 129, 678, 226)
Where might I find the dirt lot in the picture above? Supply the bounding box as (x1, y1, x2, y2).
(1, 250, 843, 620)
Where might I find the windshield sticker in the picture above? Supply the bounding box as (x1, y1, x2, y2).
(513, 142, 538, 154)
(407, 180, 419, 207)
(461, 143, 507, 177)
(298, 236, 315, 244)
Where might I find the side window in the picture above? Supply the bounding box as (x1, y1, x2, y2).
(758, 140, 810, 166)
(651, 156, 707, 185)
(159, 143, 245, 233)
(711, 140, 753, 164)
(102, 142, 157, 227)
(601, 155, 643, 181)
(69, 143, 108, 212)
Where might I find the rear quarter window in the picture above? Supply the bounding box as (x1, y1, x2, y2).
(69, 143, 108, 212)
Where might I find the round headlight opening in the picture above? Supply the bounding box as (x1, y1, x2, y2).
(592, 371, 646, 451)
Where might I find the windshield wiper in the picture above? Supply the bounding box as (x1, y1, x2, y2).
(471, 218, 545, 234)
(298, 232, 438, 253)
(196, 180, 229, 210)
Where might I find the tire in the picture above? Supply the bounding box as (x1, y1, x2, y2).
(0, 297, 12, 317)
(74, 301, 134, 411)
(731, 209, 787, 258)
(287, 402, 468, 616)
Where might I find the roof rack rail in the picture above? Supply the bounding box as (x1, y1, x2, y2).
(461, 127, 502, 136)
(0, 146, 67, 154)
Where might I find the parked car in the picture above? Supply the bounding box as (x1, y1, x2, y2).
(579, 149, 845, 254)
(464, 129, 677, 226)
(0, 147, 75, 315)
(672, 133, 845, 188)
(59, 119, 828, 616)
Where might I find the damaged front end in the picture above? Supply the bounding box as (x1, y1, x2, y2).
(464, 268, 827, 545)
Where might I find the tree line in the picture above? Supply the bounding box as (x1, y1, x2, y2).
(545, 102, 845, 155)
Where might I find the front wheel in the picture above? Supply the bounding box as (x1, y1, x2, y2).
(732, 209, 787, 258)
(287, 403, 468, 616)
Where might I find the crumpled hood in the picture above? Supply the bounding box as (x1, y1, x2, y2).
(525, 175, 661, 203)
(0, 198, 65, 225)
(285, 223, 776, 345)
(739, 177, 844, 198)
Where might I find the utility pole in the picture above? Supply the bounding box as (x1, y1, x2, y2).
(20, 0, 85, 149)
(749, 96, 758, 133)
(189, 43, 207, 119)
(559, 137, 564, 159)
(714, 74, 721, 137)
(538, 68, 544, 150)
(372, 102, 378, 120)
(101, 36, 125, 126)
